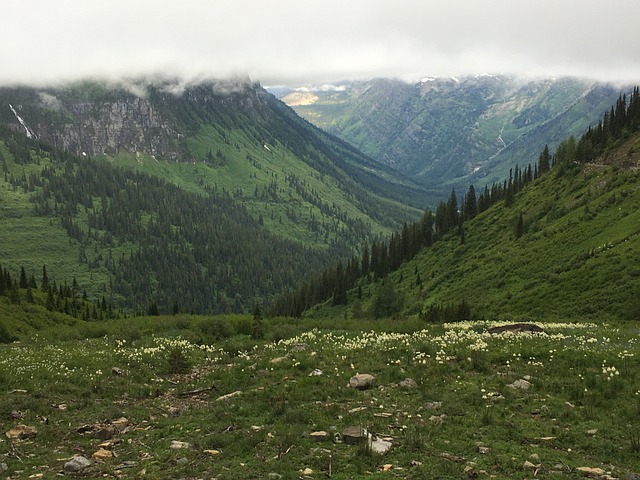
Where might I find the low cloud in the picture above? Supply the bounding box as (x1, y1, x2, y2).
(2, 0, 639, 87)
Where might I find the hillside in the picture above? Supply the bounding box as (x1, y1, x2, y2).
(0, 79, 424, 250)
(276, 76, 625, 198)
(288, 100, 640, 322)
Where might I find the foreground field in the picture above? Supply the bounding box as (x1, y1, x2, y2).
(1, 320, 640, 479)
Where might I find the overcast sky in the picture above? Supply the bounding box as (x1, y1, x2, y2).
(3, 0, 639, 87)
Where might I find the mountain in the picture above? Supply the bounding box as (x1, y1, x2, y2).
(274, 88, 640, 321)
(275, 75, 626, 199)
(0, 78, 427, 314)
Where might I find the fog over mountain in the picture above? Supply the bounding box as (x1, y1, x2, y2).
(3, 0, 640, 86)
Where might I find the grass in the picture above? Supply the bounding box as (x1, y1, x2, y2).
(1, 318, 640, 478)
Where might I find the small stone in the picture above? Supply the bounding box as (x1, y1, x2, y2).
(310, 431, 329, 442)
(424, 401, 442, 410)
(577, 466, 606, 476)
(0, 463, 8, 473)
(370, 436, 392, 454)
(204, 449, 221, 455)
(349, 373, 376, 390)
(399, 378, 418, 389)
(343, 426, 367, 445)
(308, 369, 323, 376)
(587, 429, 598, 435)
(302, 467, 313, 475)
(176, 457, 189, 465)
(478, 446, 490, 454)
(170, 440, 190, 449)
(509, 379, 531, 390)
(92, 448, 113, 460)
(5, 424, 37, 441)
(529, 453, 540, 461)
(112, 366, 123, 375)
(429, 414, 446, 425)
(95, 426, 115, 441)
(250, 425, 263, 432)
(382, 464, 393, 471)
(348, 406, 368, 414)
(112, 417, 129, 430)
(523, 460, 540, 470)
(216, 390, 242, 401)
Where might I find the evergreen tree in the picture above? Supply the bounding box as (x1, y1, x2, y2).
(251, 304, 264, 340)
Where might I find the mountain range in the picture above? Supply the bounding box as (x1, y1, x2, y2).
(274, 75, 627, 199)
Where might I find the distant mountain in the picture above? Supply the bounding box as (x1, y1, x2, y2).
(275, 75, 626, 198)
(0, 78, 427, 314)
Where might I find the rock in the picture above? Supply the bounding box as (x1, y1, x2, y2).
(424, 401, 442, 410)
(478, 446, 490, 454)
(349, 373, 376, 390)
(310, 431, 329, 442)
(523, 460, 541, 470)
(308, 368, 323, 376)
(343, 426, 367, 445)
(170, 440, 190, 449)
(112, 417, 129, 430)
(370, 436, 392, 454)
(268, 474, 283, 480)
(176, 457, 189, 465)
(64, 455, 92, 473)
(382, 464, 393, 472)
(92, 448, 113, 461)
(508, 379, 531, 390)
(111, 366, 123, 376)
(348, 406, 368, 414)
(302, 467, 313, 475)
(399, 378, 418, 389)
(0, 463, 7, 473)
(429, 414, 446, 425)
(488, 323, 545, 335)
(577, 466, 606, 476)
(587, 429, 598, 435)
(95, 426, 115, 441)
(216, 390, 242, 401)
(529, 453, 540, 461)
(5, 424, 37, 441)
(204, 449, 220, 455)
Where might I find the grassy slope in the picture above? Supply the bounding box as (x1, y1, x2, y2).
(1, 318, 640, 478)
(305, 133, 640, 322)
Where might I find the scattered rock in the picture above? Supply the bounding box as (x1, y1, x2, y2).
(204, 449, 220, 455)
(0, 463, 7, 473)
(382, 464, 393, 472)
(308, 368, 323, 376)
(410, 460, 423, 467)
(111, 366, 123, 376)
(488, 323, 545, 335)
(11, 410, 24, 419)
(343, 426, 367, 445)
(523, 460, 541, 470)
(429, 414, 446, 425)
(529, 453, 540, 461)
(170, 440, 190, 449)
(349, 373, 376, 390)
(310, 431, 329, 442)
(587, 429, 598, 435)
(302, 467, 313, 475)
(216, 390, 242, 401)
(348, 406, 368, 414)
(399, 378, 418, 389)
(478, 446, 491, 454)
(424, 401, 442, 410)
(92, 448, 113, 461)
(577, 466, 606, 476)
(5, 424, 37, 441)
(64, 455, 92, 473)
(112, 417, 130, 430)
(95, 426, 115, 441)
(370, 435, 392, 454)
(508, 379, 531, 390)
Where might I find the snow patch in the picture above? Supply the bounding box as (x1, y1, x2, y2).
(420, 76, 437, 83)
(450, 76, 460, 83)
(8, 104, 37, 139)
(263, 144, 271, 152)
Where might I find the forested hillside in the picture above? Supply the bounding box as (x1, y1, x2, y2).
(273, 88, 640, 321)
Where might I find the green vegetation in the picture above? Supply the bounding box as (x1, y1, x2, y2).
(1, 319, 640, 478)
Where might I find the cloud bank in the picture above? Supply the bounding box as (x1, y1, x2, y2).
(2, 0, 639, 86)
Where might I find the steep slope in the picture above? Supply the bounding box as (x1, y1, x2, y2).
(286, 115, 640, 322)
(277, 76, 624, 198)
(0, 79, 425, 252)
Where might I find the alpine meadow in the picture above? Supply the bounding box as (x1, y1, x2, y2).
(2, 73, 640, 480)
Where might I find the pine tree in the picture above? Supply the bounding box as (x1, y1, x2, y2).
(251, 304, 264, 340)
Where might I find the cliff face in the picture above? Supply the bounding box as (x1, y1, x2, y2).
(0, 79, 263, 161)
